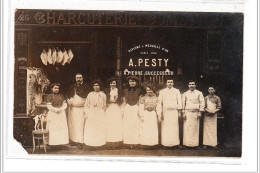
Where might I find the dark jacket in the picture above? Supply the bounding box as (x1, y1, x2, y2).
(123, 86, 143, 106)
(47, 93, 65, 108)
(66, 83, 91, 99)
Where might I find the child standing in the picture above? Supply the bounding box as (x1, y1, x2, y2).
(203, 86, 221, 149)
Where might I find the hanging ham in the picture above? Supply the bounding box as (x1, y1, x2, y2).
(68, 49, 74, 64)
(40, 49, 47, 66)
(52, 48, 57, 65)
(47, 48, 53, 65)
(62, 49, 69, 66)
(57, 49, 63, 63)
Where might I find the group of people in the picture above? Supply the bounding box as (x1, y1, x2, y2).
(45, 73, 221, 150)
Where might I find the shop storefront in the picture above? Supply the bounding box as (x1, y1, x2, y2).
(14, 10, 243, 149)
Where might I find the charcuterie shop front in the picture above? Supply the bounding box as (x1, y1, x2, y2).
(14, 9, 243, 150)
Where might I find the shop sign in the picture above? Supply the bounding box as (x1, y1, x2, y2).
(15, 10, 228, 27)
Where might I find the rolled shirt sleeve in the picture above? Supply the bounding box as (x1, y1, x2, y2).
(216, 96, 222, 109)
(199, 91, 205, 112)
(182, 90, 205, 111)
(177, 89, 182, 110)
(182, 93, 186, 112)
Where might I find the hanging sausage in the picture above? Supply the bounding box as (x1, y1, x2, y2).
(40, 47, 74, 66)
(52, 48, 57, 64)
(57, 48, 63, 63)
(40, 49, 47, 66)
(47, 48, 53, 65)
(68, 48, 74, 64)
(62, 48, 69, 66)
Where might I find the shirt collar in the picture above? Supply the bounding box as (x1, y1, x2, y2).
(110, 87, 117, 91)
(129, 86, 136, 91)
(208, 94, 216, 98)
(189, 89, 196, 93)
(75, 82, 83, 87)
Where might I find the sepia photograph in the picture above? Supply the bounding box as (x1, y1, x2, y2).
(13, 9, 243, 157)
(1, 0, 259, 172)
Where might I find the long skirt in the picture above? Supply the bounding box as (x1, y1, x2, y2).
(161, 109, 179, 146)
(105, 103, 123, 142)
(183, 110, 200, 147)
(47, 110, 69, 145)
(123, 104, 140, 144)
(140, 110, 158, 146)
(203, 114, 217, 146)
(67, 107, 85, 143)
(84, 108, 106, 146)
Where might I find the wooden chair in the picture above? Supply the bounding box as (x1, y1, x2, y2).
(32, 129, 49, 153)
(32, 110, 48, 153)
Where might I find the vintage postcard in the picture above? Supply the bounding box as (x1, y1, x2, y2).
(13, 9, 243, 158)
(2, 0, 259, 172)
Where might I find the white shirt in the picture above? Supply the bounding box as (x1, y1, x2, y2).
(158, 87, 182, 110)
(182, 89, 205, 111)
(85, 91, 106, 109)
(109, 87, 118, 102)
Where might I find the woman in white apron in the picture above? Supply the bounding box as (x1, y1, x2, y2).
(105, 77, 123, 149)
(139, 84, 160, 148)
(203, 86, 221, 149)
(122, 76, 143, 148)
(46, 83, 69, 146)
(84, 80, 106, 148)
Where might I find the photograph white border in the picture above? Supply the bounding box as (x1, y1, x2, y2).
(1, 0, 258, 172)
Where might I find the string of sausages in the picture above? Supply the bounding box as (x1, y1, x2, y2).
(40, 48, 74, 66)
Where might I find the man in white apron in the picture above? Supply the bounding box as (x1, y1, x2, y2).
(67, 73, 90, 149)
(158, 77, 182, 148)
(182, 80, 205, 148)
(203, 86, 221, 149)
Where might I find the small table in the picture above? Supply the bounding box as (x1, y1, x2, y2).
(32, 129, 49, 153)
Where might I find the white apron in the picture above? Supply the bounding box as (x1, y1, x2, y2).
(203, 99, 217, 146)
(105, 103, 123, 142)
(84, 108, 106, 146)
(161, 109, 179, 146)
(183, 110, 200, 147)
(47, 109, 69, 145)
(140, 110, 158, 146)
(123, 104, 140, 144)
(67, 94, 86, 143)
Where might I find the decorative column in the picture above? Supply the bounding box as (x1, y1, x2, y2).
(15, 30, 29, 116)
(115, 36, 122, 89)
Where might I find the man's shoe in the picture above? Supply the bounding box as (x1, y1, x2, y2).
(195, 146, 201, 150)
(71, 143, 76, 146)
(211, 146, 218, 150)
(203, 145, 208, 150)
(77, 143, 83, 149)
(178, 145, 185, 150)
